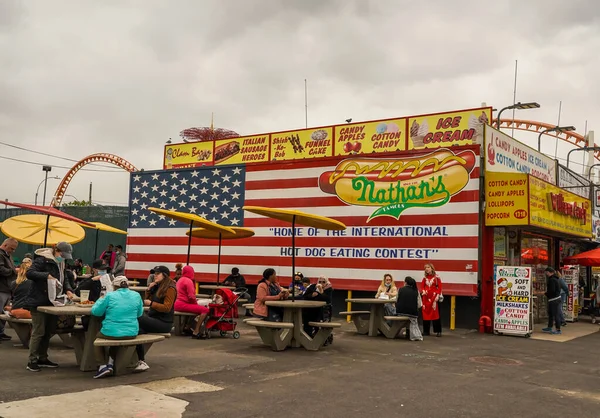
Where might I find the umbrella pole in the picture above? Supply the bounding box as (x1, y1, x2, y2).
(43, 214, 50, 247)
(291, 215, 296, 302)
(217, 233, 222, 285)
(186, 223, 193, 265)
(94, 229, 99, 259)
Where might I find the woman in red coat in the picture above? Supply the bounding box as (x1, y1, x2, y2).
(421, 263, 443, 337)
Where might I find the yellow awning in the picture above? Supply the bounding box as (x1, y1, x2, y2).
(79, 221, 128, 235)
(187, 227, 255, 240)
(1, 214, 86, 245)
(243, 206, 346, 231)
(148, 207, 235, 234)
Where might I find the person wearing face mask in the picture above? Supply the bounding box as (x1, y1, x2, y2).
(25, 242, 76, 372)
(75, 259, 113, 302)
(112, 245, 127, 277)
(375, 273, 398, 316)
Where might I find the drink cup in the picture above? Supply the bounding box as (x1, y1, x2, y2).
(80, 290, 90, 302)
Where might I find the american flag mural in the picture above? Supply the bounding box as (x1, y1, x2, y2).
(126, 145, 480, 295)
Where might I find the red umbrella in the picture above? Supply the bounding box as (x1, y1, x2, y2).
(563, 248, 600, 266)
(2, 201, 94, 247)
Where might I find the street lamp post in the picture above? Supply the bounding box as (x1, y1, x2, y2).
(537, 125, 576, 152)
(35, 176, 60, 206)
(567, 147, 600, 169)
(41, 166, 52, 206)
(496, 101, 541, 128)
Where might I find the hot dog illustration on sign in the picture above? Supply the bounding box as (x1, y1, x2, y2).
(318, 149, 476, 221)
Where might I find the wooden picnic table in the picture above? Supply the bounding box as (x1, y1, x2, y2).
(265, 300, 328, 350)
(345, 298, 403, 338)
(198, 285, 235, 296)
(38, 305, 98, 372)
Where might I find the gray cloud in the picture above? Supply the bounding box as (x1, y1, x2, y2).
(0, 0, 599, 205)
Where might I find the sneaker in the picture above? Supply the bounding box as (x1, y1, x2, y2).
(93, 364, 114, 379)
(133, 360, 149, 373)
(551, 330, 562, 335)
(27, 362, 41, 372)
(561, 322, 567, 327)
(0, 333, 12, 341)
(542, 327, 552, 333)
(38, 359, 58, 368)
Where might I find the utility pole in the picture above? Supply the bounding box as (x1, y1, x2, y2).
(89, 182, 93, 205)
(41, 166, 52, 206)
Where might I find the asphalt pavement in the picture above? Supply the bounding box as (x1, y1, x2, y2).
(0, 321, 599, 418)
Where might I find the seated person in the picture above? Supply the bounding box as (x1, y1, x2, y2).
(302, 276, 334, 337)
(395, 277, 423, 341)
(376, 274, 398, 316)
(136, 265, 177, 372)
(9, 258, 33, 319)
(174, 265, 210, 339)
(223, 267, 252, 304)
(253, 268, 288, 321)
(91, 276, 144, 378)
(76, 259, 112, 302)
(76, 259, 113, 331)
(289, 272, 306, 296)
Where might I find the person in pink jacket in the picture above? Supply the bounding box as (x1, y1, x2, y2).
(174, 265, 209, 339)
(253, 268, 289, 321)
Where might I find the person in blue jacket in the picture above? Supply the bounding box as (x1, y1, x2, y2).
(91, 275, 143, 379)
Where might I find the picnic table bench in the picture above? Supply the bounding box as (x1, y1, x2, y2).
(246, 320, 294, 351)
(246, 300, 340, 351)
(173, 311, 197, 335)
(338, 310, 370, 334)
(345, 298, 404, 338)
(0, 313, 84, 349)
(94, 334, 165, 376)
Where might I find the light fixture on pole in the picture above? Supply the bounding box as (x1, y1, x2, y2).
(496, 101, 540, 128)
(537, 125, 576, 152)
(41, 166, 52, 206)
(567, 146, 600, 169)
(35, 176, 60, 206)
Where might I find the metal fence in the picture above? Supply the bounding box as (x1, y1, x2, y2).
(0, 206, 129, 265)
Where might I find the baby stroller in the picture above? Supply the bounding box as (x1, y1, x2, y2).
(204, 287, 246, 339)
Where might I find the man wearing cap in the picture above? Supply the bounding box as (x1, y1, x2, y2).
(76, 259, 112, 303)
(542, 267, 562, 335)
(25, 241, 76, 372)
(0, 238, 19, 341)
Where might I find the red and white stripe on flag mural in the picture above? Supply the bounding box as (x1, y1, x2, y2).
(126, 146, 480, 296)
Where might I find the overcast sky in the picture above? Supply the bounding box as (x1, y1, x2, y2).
(1, 0, 599, 206)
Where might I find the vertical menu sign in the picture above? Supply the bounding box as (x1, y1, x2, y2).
(562, 268, 580, 322)
(494, 266, 532, 336)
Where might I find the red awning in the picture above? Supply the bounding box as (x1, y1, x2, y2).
(563, 248, 600, 266)
(2, 201, 94, 227)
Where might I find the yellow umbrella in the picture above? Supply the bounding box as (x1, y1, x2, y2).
(149, 207, 235, 265)
(1, 214, 86, 245)
(243, 206, 347, 300)
(186, 227, 255, 284)
(78, 221, 128, 259)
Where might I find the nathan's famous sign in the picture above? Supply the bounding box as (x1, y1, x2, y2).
(318, 149, 477, 221)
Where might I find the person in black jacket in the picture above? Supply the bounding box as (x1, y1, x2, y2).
(543, 267, 562, 335)
(25, 242, 75, 372)
(396, 277, 423, 341)
(0, 238, 18, 341)
(302, 276, 334, 338)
